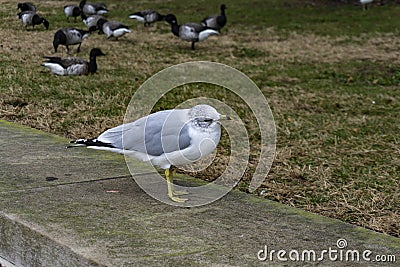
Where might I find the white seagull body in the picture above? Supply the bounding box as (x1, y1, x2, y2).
(70, 104, 230, 202)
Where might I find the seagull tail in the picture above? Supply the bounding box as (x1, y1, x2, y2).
(67, 138, 115, 149)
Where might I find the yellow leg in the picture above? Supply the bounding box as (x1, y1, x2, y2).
(166, 168, 189, 195)
(173, 190, 189, 196)
(165, 169, 188, 203)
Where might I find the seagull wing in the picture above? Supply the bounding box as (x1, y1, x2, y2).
(98, 109, 191, 157)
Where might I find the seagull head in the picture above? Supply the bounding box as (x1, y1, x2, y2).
(190, 104, 230, 129)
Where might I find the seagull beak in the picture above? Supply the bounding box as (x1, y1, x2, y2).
(219, 114, 231, 120)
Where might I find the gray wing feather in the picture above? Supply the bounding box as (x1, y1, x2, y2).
(98, 109, 191, 156)
(84, 15, 103, 27)
(202, 16, 218, 28)
(43, 56, 86, 68)
(64, 28, 83, 45)
(66, 62, 88, 75)
(61, 57, 86, 68)
(107, 21, 128, 31)
(185, 23, 207, 32)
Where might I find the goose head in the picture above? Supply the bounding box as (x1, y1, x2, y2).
(165, 14, 178, 25)
(221, 4, 227, 12)
(32, 15, 49, 30)
(53, 30, 67, 52)
(42, 18, 49, 30)
(90, 48, 105, 58)
(79, 0, 87, 9)
(96, 18, 107, 33)
(88, 48, 105, 74)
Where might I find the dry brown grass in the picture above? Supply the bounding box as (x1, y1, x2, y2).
(238, 29, 400, 64)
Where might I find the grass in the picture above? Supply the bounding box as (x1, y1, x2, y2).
(0, 0, 399, 237)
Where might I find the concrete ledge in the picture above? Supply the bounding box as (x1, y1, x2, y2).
(0, 120, 399, 266)
(0, 213, 102, 267)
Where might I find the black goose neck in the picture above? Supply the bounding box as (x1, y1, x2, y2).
(220, 5, 227, 16)
(79, 0, 86, 9)
(88, 56, 97, 74)
(32, 14, 41, 25)
(171, 23, 179, 37)
(221, 8, 226, 16)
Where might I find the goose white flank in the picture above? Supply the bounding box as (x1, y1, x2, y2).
(42, 48, 105, 76)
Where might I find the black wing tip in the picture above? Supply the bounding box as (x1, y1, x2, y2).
(68, 138, 115, 148)
(66, 138, 87, 148)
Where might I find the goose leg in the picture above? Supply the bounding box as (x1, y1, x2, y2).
(77, 43, 81, 53)
(191, 42, 195, 50)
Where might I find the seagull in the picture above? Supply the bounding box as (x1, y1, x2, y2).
(165, 14, 220, 50)
(41, 48, 105, 76)
(69, 104, 230, 203)
(128, 10, 165, 27)
(201, 4, 227, 32)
